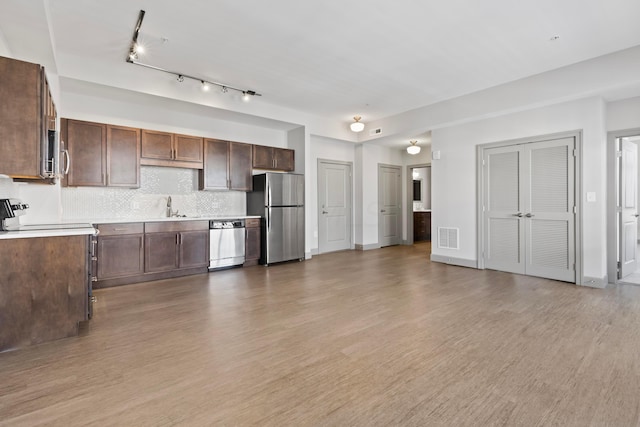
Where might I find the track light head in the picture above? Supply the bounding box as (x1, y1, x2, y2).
(201, 81, 210, 92)
(242, 91, 250, 102)
(177, 75, 184, 83)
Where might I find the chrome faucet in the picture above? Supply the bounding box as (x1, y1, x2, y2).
(166, 196, 174, 217)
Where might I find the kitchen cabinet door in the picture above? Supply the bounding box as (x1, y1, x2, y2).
(107, 125, 140, 188)
(229, 142, 253, 191)
(252, 145, 274, 169)
(174, 134, 203, 164)
(179, 230, 210, 269)
(65, 119, 107, 187)
(200, 139, 229, 190)
(97, 234, 145, 280)
(252, 145, 295, 171)
(0, 56, 42, 179)
(274, 147, 295, 171)
(141, 129, 173, 161)
(145, 232, 179, 273)
(245, 218, 261, 266)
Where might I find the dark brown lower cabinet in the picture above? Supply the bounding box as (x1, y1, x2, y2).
(179, 230, 210, 269)
(244, 218, 261, 266)
(95, 220, 209, 288)
(97, 234, 145, 278)
(94, 223, 145, 288)
(0, 235, 89, 351)
(413, 211, 432, 242)
(145, 232, 180, 273)
(145, 221, 210, 273)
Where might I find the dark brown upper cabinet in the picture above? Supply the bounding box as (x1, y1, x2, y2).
(62, 119, 140, 188)
(141, 129, 203, 169)
(0, 55, 56, 180)
(200, 139, 253, 191)
(107, 125, 141, 187)
(252, 145, 294, 171)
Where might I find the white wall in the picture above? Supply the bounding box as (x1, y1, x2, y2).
(607, 96, 640, 131)
(431, 96, 607, 282)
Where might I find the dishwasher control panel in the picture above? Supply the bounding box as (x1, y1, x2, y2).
(210, 219, 245, 229)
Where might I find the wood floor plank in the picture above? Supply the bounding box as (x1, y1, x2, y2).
(2, 242, 640, 425)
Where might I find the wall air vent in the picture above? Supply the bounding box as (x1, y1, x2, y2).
(369, 128, 382, 136)
(438, 227, 459, 250)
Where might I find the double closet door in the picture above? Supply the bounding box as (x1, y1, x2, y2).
(483, 137, 576, 282)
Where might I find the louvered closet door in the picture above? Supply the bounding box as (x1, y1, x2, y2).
(483, 137, 576, 282)
(483, 145, 526, 274)
(524, 138, 575, 282)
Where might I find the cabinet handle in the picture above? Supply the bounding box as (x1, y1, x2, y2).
(62, 148, 70, 174)
(112, 228, 128, 231)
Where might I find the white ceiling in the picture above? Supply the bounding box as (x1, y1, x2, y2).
(2, 0, 640, 136)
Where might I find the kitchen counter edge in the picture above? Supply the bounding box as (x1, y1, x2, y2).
(0, 227, 97, 240)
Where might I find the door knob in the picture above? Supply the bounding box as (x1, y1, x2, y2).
(634, 214, 640, 218)
(525, 213, 534, 218)
(513, 212, 523, 217)
(381, 209, 386, 213)
(322, 210, 328, 214)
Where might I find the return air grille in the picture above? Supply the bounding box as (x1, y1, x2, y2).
(438, 227, 459, 250)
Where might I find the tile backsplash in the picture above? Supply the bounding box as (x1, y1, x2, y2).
(61, 166, 245, 220)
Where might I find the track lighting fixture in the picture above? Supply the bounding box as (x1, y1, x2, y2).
(125, 10, 262, 100)
(350, 116, 364, 132)
(407, 140, 421, 155)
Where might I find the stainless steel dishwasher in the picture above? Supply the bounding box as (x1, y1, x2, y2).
(209, 219, 245, 270)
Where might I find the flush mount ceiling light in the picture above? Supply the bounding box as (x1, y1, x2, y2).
(350, 116, 364, 132)
(125, 10, 262, 99)
(407, 140, 421, 155)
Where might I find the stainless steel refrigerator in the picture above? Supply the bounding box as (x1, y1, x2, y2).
(247, 173, 304, 265)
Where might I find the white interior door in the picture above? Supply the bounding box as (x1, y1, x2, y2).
(620, 139, 638, 278)
(318, 161, 352, 254)
(378, 165, 402, 247)
(524, 138, 576, 282)
(483, 136, 576, 282)
(483, 145, 525, 274)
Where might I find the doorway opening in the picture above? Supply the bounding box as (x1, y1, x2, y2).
(607, 129, 640, 285)
(406, 163, 431, 247)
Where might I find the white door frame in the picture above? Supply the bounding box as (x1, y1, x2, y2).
(317, 158, 354, 253)
(476, 130, 583, 285)
(406, 163, 430, 245)
(607, 128, 640, 284)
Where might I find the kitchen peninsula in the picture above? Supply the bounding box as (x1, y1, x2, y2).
(0, 225, 96, 352)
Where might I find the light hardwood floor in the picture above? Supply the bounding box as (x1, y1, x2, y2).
(2, 242, 640, 426)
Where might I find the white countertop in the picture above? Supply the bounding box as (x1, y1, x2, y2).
(0, 224, 96, 240)
(0, 216, 262, 239)
(88, 215, 260, 224)
(413, 209, 432, 212)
